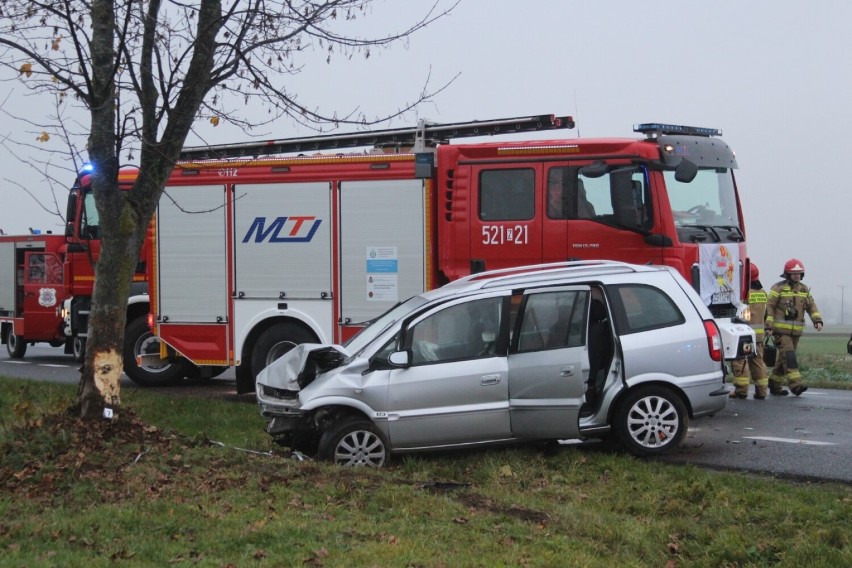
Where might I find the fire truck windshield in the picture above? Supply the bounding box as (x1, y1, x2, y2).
(81, 192, 100, 239)
(665, 168, 741, 237)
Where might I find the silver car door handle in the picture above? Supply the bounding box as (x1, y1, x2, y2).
(480, 374, 501, 386)
(560, 365, 575, 377)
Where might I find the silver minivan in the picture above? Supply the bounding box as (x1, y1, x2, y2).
(257, 261, 728, 466)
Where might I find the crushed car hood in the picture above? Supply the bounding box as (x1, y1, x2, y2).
(257, 343, 350, 390)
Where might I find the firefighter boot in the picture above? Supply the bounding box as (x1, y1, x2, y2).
(768, 377, 788, 396)
(728, 385, 748, 399)
(790, 384, 808, 396)
(753, 379, 768, 400)
(787, 370, 807, 396)
(729, 370, 749, 399)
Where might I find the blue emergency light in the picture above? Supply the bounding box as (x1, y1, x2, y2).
(634, 123, 722, 137)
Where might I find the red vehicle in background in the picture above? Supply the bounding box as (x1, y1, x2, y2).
(139, 114, 755, 392)
(0, 231, 69, 358)
(0, 166, 181, 386)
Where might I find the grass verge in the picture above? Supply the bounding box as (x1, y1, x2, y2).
(795, 334, 852, 389)
(1, 378, 850, 567)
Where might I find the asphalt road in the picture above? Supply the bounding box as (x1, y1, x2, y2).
(2, 345, 850, 483)
(660, 388, 852, 483)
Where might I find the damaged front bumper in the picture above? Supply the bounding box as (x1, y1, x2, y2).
(257, 383, 304, 436)
(256, 343, 351, 439)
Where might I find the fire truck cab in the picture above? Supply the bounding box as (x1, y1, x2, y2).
(144, 115, 754, 392)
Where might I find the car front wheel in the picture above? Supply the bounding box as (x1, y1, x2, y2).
(318, 418, 389, 467)
(614, 385, 687, 456)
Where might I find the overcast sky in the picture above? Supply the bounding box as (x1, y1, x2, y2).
(2, 0, 851, 323)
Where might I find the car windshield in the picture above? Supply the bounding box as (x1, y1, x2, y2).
(665, 168, 741, 230)
(343, 294, 430, 356)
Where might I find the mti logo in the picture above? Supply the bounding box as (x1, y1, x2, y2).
(242, 216, 322, 243)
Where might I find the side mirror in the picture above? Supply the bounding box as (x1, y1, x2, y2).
(674, 159, 698, 183)
(388, 350, 411, 368)
(579, 161, 607, 178)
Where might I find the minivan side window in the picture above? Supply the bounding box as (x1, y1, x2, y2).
(608, 284, 685, 334)
(479, 169, 535, 221)
(408, 296, 503, 365)
(516, 290, 588, 353)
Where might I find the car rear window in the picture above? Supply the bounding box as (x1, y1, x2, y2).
(608, 284, 685, 334)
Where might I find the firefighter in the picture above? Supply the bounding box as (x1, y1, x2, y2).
(764, 258, 824, 396)
(729, 264, 769, 399)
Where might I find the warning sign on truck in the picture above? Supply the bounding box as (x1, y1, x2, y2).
(366, 247, 399, 302)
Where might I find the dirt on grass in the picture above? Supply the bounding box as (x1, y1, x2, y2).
(0, 409, 199, 504)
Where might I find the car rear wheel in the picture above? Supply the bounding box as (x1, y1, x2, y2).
(318, 418, 389, 467)
(614, 385, 687, 457)
(6, 331, 26, 359)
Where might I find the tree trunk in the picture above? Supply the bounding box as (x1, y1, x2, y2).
(74, 216, 145, 418)
(74, 0, 125, 419)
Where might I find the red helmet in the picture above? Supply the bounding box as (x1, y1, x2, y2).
(749, 262, 760, 282)
(783, 258, 805, 277)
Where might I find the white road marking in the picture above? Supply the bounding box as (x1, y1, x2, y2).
(40, 364, 72, 368)
(1, 360, 30, 365)
(743, 436, 836, 446)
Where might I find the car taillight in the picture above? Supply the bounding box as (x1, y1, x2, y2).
(703, 320, 722, 362)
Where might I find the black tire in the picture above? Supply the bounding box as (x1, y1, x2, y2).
(249, 322, 316, 384)
(123, 316, 190, 387)
(72, 337, 86, 363)
(6, 331, 27, 359)
(613, 385, 688, 457)
(317, 418, 389, 467)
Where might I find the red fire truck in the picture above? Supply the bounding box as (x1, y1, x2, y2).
(138, 113, 755, 392)
(0, 231, 69, 357)
(0, 167, 150, 362)
(0, 166, 189, 386)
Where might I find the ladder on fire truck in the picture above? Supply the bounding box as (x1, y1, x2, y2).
(179, 113, 575, 161)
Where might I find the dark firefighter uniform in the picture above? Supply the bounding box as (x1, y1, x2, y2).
(765, 259, 823, 396)
(729, 267, 768, 399)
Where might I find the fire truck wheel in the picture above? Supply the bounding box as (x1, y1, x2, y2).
(123, 316, 190, 387)
(6, 331, 27, 359)
(251, 322, 317, 384)
(72, 337, 86, 362)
